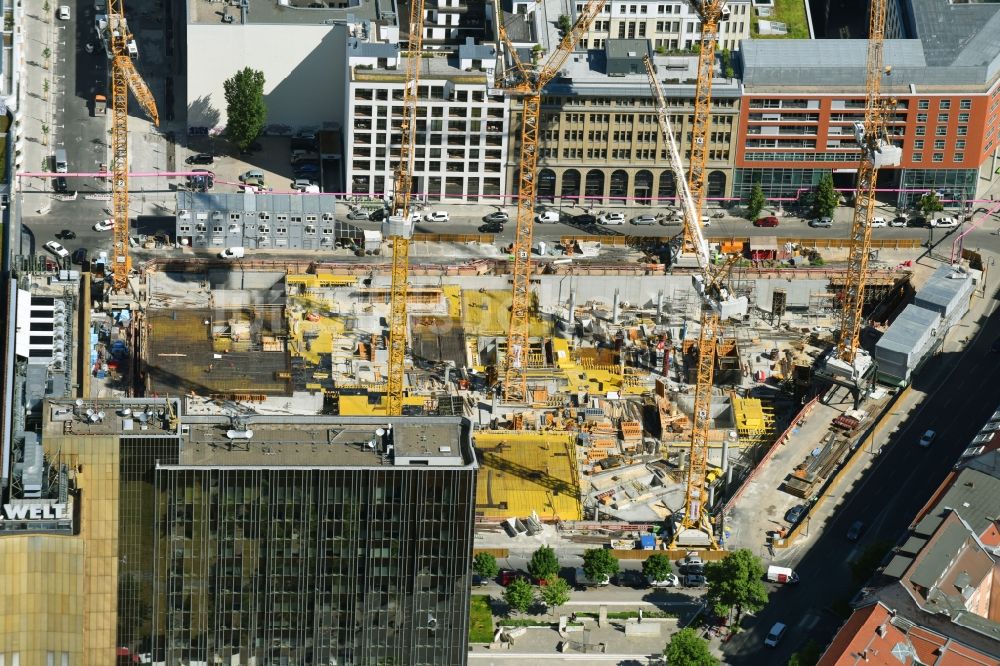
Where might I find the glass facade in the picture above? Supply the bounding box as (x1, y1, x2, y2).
(147, 465, 476, 666)
(733, 167, 830, 200)
(897, 168, 977, 208)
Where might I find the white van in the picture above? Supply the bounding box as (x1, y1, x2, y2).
(766, 565, 799, 584)
(54, 148, 68, 173)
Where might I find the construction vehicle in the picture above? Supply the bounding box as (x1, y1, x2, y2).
(645, 52, 746, 549)
(382, 0, 424, 416)
(822, 0, 900, 400)
(100, 0, 158, 292)
(496, 0, 608, 403)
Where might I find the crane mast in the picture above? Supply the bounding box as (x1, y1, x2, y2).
(498, 0, 608, 403)
(106, 0, 158, 292)
(835, 0, 898, 366)
(384, 0, 425, 416)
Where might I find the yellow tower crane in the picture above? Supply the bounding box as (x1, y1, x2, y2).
(834, 0, 899, 371)
(497, 0, 608, 403)
(384, 0, 425, 416)
(105, 0, 158, 293)
(645, 55, 744, 549)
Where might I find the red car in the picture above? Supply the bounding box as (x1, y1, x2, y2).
(499, 570, 526, 587)
(754, 216, 779, 227)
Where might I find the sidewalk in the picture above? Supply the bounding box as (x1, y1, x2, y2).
(18, 1, 60, 181)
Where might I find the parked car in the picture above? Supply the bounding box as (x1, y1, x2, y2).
(479, 221, 504, 233)
(294, 163, 320, 175)
(918, 429, 937, 448)
(908, 216, 928, 227)
(291, 178, 316, 191)
(764, 622, 787, 647)
(808, 217, 832, 228)
(185, 153, 214, 165)
(425, 211, 450, 223)
(71, 248, 88, 265)
(754, 216, 780, 227)
(890, 216, 908, 227)
(683, 574, 706, 587)
(931, 216, 958, 228)
(57, 5, 70, 19)
(369, 208, 386, 222)
(53, 177, 68, 193)
(44, 241, 69, 258)
(55, 229, 76, 240)
(498, 570, 526, 587)
(572, 213, 598, 225)
(291, 149, 319, 163)
(535, 211, 560, 223)
(870, 216, 888, 227)
(648, 573, 681, 588)
(846, 520, 866, 542)
(346, 209, 370, 221)
(631, 214, 658, 225)
(219, 247, 245, 259)
(484, 211, 510, 224)
(784, 504, 807, 523)
(599, 212, 626, 225)
(239, 169, 265, 183)
(94, 219, 115, 231)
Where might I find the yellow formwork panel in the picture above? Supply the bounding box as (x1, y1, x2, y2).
(286, 273, 358, 288)
(733, 397, 769, 431)
(442, 284, 463, 320)
(475, 431, 582, 521)
(461, 289, 552, 338)
(339, 393, 428, 416)
(286, 308, 347, 366)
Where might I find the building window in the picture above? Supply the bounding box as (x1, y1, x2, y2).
(912, 152, 923, 162)
(957, 126, 968, 136)
(915, 126, 925, 136)
(936, 126, 947, 136)
(916, 113, 927, 123)
(918, 99, 929, 110)
(959, 99, 972, 110)
(934, 139, 945, 149)
(932, 153, 944, 162)
(956, 139, 966, 149)
(958, 113, 970, 123)
(939, 99, 951, 110)
(938, 113, 949, 123)
(913, 140, 924, 149)
(954, 153, 965, 162)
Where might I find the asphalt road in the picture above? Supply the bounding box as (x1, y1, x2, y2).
(722, 296, 1000, 664)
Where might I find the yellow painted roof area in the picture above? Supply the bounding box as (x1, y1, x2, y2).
(461, 290, 553, 337)
(475, 431, 581, 521)
(338, 394, 429, 416)
(287, 273, 358, 288)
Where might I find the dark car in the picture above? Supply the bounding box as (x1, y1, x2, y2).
(291, 137, 317, 152)
(479, 221, 504, 233)
(572, 213, 598, 225)
(484, 211, 510, 224)
(294, 163, 321, 175)
(908, 216, 928, 227)
(991, 337, 1000, 353)
(71, 248, 88, 265)
(185, 153, 214, 165)
(784, 504, 807, 524)
(846, 520, 866, 542)
(53, 177, 68, 193)
(369, 208, 387, 222)
(56, 229, 76, 240)
(754, 216, 780, 228)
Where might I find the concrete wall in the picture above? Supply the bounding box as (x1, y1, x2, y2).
(186, 23, 346, 131)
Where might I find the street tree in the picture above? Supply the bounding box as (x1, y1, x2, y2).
(814, 173, 838, 218)
(557, 14, 572, 34)
(918, 191, 944, 217)
(642, 553, 673, 583)
(788, 639, 822, 666)
(581, 548, 619, 583)
(747, 182, 766, 220)
(538, 575, 572, 615)
(472, 552, 499, 581)
(223, 67, 267, 152)
(704, 548, 769, 626)
(527, 545, 560, 581)
(664, 628, 718, 666)
(503, 577, 534, 615)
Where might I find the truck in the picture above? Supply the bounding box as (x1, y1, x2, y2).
(766, 565, 799, 584)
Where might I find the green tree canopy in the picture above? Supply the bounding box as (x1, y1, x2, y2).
(503, 578, 534, 614)
(538, 575, 572, 613)
(557, 14, 572, 34)
(642, 553, 674, 582)
(704, 549, 769, 626)
(747, 183, 766, 220)
(472, 552, 499, 580)
(788, 639, 823, 666)
(582, 548, 619, 583)
(224, 67, 267, 152)
(527, 546, 560, 581)
(918, 191, 944, 217)
(664, 627, 718, 666)
(814, 173, 838, 218)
